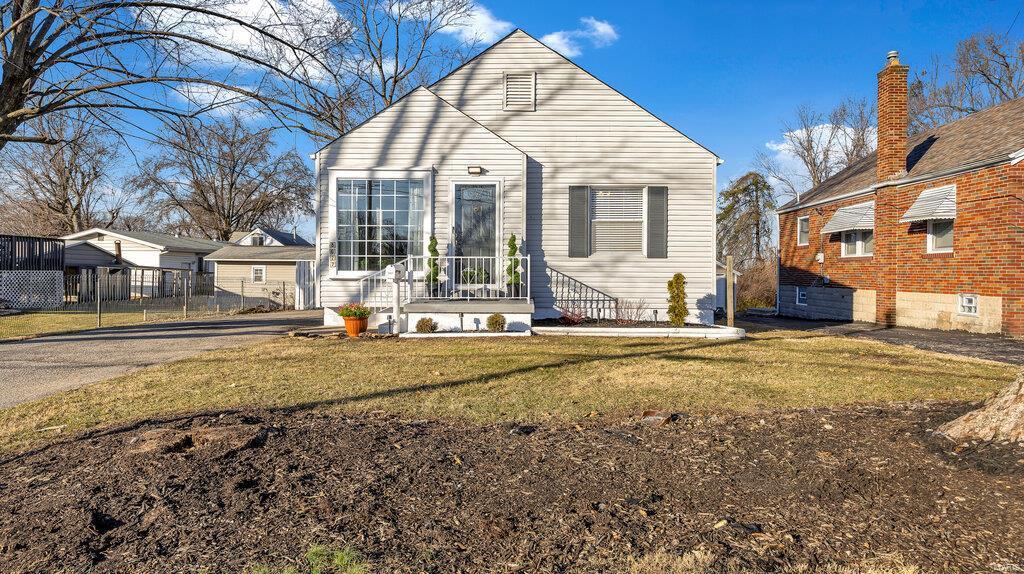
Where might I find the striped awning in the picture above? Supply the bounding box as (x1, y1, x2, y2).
(820, 201, 875, 234)
(900, 184, 957, 223)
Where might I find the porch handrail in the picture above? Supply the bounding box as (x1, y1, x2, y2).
(546, 265, 617, 319)
(404, 254, 531, 302)
(357, 257, 410, 312)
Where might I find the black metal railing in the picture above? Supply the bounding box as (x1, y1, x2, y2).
(546, 266, 618, 320)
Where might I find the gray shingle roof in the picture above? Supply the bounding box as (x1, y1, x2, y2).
(259, 227, 312, 246)
(206, 245, 314, 262)
(782, 97, 1024, 210)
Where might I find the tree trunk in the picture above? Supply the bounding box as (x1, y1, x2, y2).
(938, 373, 1024, 443)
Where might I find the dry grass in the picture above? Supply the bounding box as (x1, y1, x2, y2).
(0, 310, 189, 340)
(627, 549, 920, 574)
(0, 330, 1015, 452)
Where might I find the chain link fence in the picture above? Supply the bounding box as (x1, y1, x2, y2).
(1, 267, 297, 332)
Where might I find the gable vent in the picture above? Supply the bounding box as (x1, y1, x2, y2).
(503, 72, 535, 111)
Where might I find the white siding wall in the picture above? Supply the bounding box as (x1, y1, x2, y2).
(316, 87, 526, 309)
(430, 31, 718, 321)
(82, 236, 161, 267)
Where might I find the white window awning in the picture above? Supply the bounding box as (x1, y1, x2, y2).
(820, 201, 875, 234)
(900, 184, 956, 223)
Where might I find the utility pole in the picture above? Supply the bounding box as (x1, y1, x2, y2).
(726, 255, 735, 328)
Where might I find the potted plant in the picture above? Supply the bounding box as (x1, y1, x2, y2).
(337, 303, 372, 337)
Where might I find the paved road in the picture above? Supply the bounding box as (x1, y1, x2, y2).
(739, 314, 1024, 366)
(0, 311, 321, 408)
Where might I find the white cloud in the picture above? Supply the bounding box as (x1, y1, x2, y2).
(441, 4, 513, 44)
(541, 17, 619, 57)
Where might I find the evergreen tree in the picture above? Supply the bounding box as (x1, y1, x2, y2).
(716, 172, 777, 269)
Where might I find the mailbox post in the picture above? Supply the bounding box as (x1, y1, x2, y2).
(391, 263, 405, 334)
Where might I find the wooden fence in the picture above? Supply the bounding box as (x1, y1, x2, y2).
(0, 235, 65, 271)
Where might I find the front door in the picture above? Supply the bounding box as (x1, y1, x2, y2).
(453, 183, 497, 286)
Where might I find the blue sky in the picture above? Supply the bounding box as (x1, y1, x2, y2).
(484, 0, 1022, 188)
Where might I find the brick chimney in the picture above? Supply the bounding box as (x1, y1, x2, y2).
(876, 50, 909, 181)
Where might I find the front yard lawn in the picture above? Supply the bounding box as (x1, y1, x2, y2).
(0, 329, 1015, 452)
(0, 310, 190, 340)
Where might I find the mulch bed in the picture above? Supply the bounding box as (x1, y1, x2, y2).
(1, 404, 1023, 573)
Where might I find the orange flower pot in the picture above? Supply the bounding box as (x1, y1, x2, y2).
(344, 316, 368, 338)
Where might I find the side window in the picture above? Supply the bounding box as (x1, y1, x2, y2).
(796, 286, 808, 305)
(958, 293, 978, 316)
(927, 220, 954, 253)
(590, 188, 644, 253)
(797, 216, 810, 246)
(251, 265, 266, 283)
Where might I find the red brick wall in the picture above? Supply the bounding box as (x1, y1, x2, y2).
(779, 162, 1024, 336)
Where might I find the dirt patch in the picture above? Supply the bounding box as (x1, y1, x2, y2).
(1, 405, 1023, 573)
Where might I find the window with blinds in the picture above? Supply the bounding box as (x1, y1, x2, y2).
(590, 188, 644, 253)
(503, 72, 535, 111)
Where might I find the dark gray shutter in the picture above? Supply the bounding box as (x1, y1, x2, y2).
(568, 185, 590, 258)
(646, 186, 668, 258)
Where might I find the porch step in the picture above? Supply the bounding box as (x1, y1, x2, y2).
(404, 300, 535, 314)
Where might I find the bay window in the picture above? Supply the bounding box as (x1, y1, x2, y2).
(336, 177, 426, 272)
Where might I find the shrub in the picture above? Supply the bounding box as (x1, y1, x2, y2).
(415, 317, 438, 333)
(460, 267, 490, 284)
(666, 273, 688, 326)
(558, 302, 586, 326)
(426, 235, 440, 283)
(505, 234, 521, 285)
(337, 303, 371, 319)
(486, 313, 506, 332)
(614, 298, 649, 325)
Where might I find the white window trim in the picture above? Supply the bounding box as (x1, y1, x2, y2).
(958, 293, 979, 316)
(796, 216, 810, 246)
(251, 265, 267, 284)
(927, 219, 954, 254)
(502, 71, 536, 112)
(587, 185, 648, 256)
(449, 177, 504, 266)
(327, 169, 434, 280)
(840, 229, 874, 257)
(795, 286, 808, 306)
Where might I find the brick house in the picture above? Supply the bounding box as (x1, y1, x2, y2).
(776, 51, 1024, 337)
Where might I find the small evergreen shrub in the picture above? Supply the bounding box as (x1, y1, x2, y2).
(667, 273, 688, 326)
(426, 235, 440, 283)
(415, 317, 438, 333)
(486, 313, 507, 332)
(505, 234, 521, 285)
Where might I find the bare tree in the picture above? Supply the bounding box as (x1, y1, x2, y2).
(133, 116, 314, 241)
(0, 110, 145, 235)
(755, 98, 876, 201)
(910, 32, 1024, 134)
(0, 0, 358, 151)
(341, 0, 475, 112)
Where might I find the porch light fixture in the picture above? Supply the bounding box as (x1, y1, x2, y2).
(467, 165, 484, 176)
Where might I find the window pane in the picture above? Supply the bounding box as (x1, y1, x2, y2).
(798, 218, 809, 244)
(861, 230, 874, 254)
(931, 220, 953, 250)
(337, 178, 425, 272)
(590, 188, 643, 253)
(842, 232, 857, 256)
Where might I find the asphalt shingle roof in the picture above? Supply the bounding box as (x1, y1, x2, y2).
(206, 245, 314, 262)
(782, 97, 1024, 210)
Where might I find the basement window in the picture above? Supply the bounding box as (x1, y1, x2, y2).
(958, 293, 979, 316)
(503, 72, 536, 111)
(796, 286, 808, 306)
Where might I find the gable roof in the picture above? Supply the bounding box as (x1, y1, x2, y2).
(62, 228, 225, 253)
(233, 227, 312, 246)
(317, 29, 718, 161)
(315, 85, 526, 157)
(430, 28, 719, 161)
(207, 245, 314, 262)
(781, 97, 1024, 212)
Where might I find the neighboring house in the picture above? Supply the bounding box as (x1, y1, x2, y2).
(61, 228, 224, 272)
(777, 51, 1024, 337)
(206, 244, 316, 310)
(228, 226, 312, 247)
(715, 262, 741, 313)
(313, 29, 720, 329)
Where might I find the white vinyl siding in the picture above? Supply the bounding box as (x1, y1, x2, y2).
(591, 188, 643, 253)
(430, 31, 718, 322)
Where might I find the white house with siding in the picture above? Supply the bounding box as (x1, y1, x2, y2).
(313, 29, 720, 329)
(61, 228, 223, 272)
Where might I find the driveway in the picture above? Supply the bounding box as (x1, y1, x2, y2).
(739, 314, 1024, 366)
(0, 311, 321, 408)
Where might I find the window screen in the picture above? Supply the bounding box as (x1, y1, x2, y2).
(590, 188, 643, 253)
